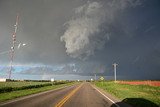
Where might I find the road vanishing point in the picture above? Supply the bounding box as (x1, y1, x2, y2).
(0, 82, 130, 107)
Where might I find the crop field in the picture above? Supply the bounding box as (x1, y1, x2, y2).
(0, 81, 66, 93)
(0, 81, 75, 102)
(95, 81, 160, 107)
(118, 81, 160, 86)
(0, 81, 51, 88)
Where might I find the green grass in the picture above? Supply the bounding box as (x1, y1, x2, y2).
(0, 81, 50, 88)
(95, 81, 160, 107)
(0, 82, 76, 102)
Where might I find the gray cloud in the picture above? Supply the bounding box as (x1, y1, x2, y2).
(61, 0, 142, 60)
(0, 0, 160, 80)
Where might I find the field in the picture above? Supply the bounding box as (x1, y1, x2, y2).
(0, 81, 75, 102)
(118, 81, 160, 86)
(0, 81, 51, 88)
(95, 81, 160, 107)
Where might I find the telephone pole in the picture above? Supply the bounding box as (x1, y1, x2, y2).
(94, 74, 97, 81)
(113, 63, 118, 82)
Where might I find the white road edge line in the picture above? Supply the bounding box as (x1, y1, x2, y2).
(93, 86, 120, 107)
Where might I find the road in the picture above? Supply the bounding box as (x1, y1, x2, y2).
(0, 82, 130, 107)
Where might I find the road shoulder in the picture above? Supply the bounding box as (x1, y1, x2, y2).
(91, 83, 132, 107)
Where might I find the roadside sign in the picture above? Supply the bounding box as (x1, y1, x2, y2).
(100, 76, 104, 81)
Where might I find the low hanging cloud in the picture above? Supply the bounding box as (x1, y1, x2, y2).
(61, 0, 141, 60)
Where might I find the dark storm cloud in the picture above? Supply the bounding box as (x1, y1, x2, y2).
(61, 0, 142, 60)
(0, 0, 85, 64)
(86, 0, 160, 79)
(0, 0, 160, 80)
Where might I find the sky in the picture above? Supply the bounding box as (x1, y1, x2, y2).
(0, 0, 160, 80)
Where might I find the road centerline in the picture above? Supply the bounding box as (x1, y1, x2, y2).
(55, 83, 83, 107)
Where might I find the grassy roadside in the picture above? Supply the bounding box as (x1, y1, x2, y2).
(0, 82, 76, 102)
(95, 81, 160, 107)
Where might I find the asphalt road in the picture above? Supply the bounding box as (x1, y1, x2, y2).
(62, 83, 113, 107)
(0, 82, 130, 107)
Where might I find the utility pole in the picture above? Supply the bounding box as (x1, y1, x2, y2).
(94, 74, 97, 81)
(113, 63, 118, 82)
(8, 14, 19, 79)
